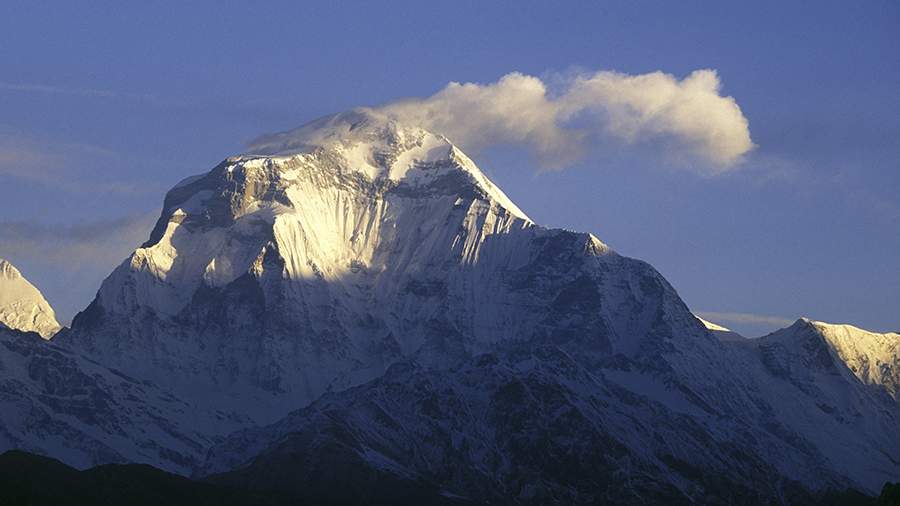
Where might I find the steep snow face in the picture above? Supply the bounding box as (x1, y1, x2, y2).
(90, 109, 532, 322)
(68, 109, 717, 422)
(246, 108, 529, 220)
(0, 259, 60, 339)
(756, 319, 900, 402)
(805, 319, 899, 401)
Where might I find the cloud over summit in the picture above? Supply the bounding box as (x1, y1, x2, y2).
(377, 69, 754, 172)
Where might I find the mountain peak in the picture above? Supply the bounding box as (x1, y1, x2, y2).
(0, 258, 61, 339)
(0, 258, 23, 279)
(246, 108, 427, 156)
(244, 108, 529, 220)
(768, 317, 900, 400)
(71, 108, 687, 420)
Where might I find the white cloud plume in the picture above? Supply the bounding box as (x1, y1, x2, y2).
(377, 69, 754, 172)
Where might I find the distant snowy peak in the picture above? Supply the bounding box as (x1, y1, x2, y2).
(765, 317, 900, 400)
(0, 259, 60, 339)
(806, 318, 900, 400)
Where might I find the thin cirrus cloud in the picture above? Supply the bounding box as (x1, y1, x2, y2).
(375, 69, 755, 172)
(0, 132, 160, 195)
(0, 81, 161, 103)
(0, 214, 157, 270)
(0, 214, 158, 324)
(696, 311, 795, 329)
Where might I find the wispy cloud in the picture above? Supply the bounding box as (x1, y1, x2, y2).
(0, 81, 162, 103)
(371, 69, 754, 172)
(0, 214, 158, 324)
(0, 214, 157, 269)
(696, 311, 795, 329)
(0, 131, 161, 195)
(0, 80, 307, 124)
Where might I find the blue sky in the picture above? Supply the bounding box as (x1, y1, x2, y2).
(1, 1, 897, 336)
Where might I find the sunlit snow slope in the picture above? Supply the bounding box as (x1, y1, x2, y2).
(765, 318, 900, 402)
(0, 259, 60, 338)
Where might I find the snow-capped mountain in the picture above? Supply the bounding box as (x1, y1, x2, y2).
(3, 109, 889, 499)
(807, 319, 899, 401)
(717, 318, 900, 493)
(0, 259, 60, 338)
(758, 318, 899, 402)
(65, 109, 721, 424)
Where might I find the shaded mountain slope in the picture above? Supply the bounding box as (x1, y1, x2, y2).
(204, 344, 897, 502)
(0, 327, 241, 474)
